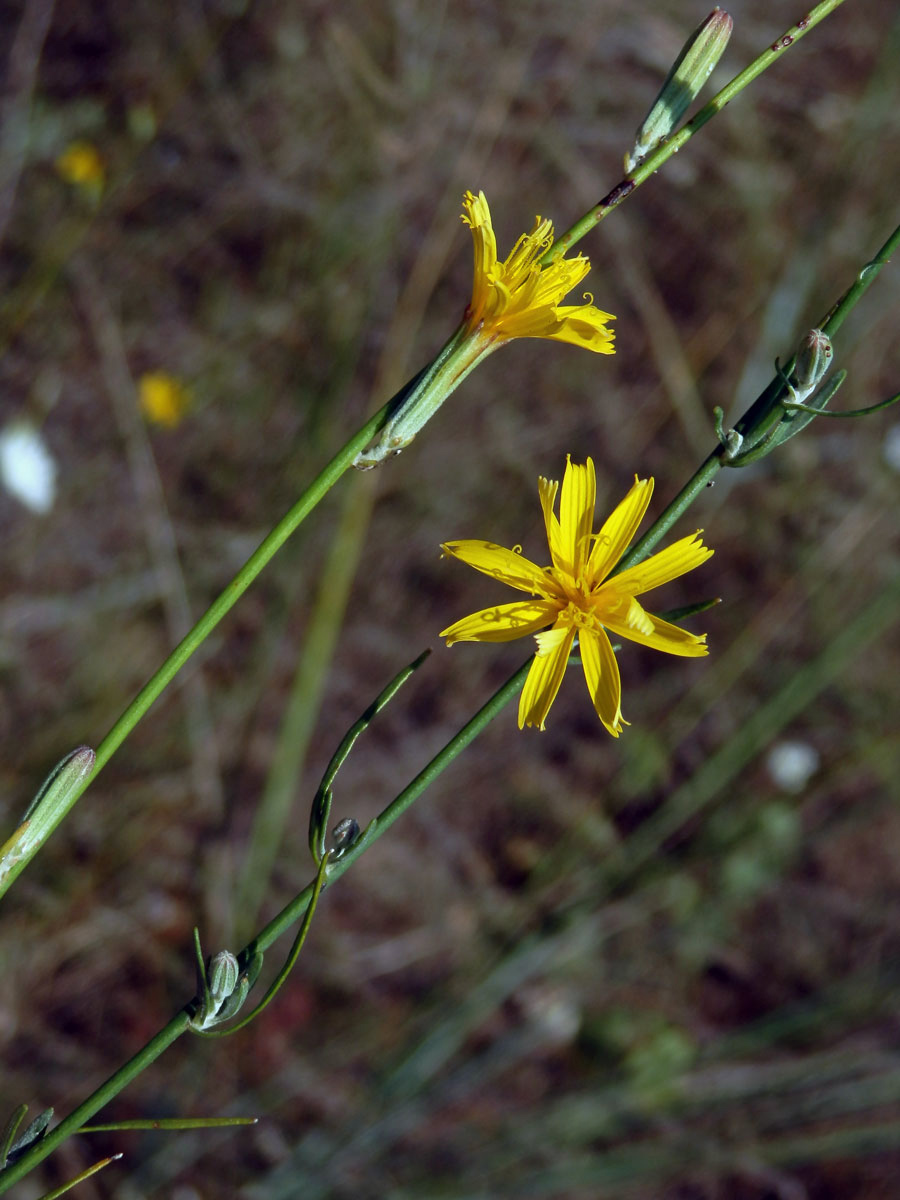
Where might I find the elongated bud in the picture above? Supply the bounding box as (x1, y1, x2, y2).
(190, 945, 261, 1030)
(791, 329, 833, 399)
(21, 746, 96, 821)
(625, 8, 733, 171)
(0, 747, 96, 898)
(208, 951, 240, 1007)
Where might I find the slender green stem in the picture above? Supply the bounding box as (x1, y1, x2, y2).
(816, 222, 900, 342)
(88, 414, 386, 776)
(309, 649, 431, 865)
(613, 449, 722, 576)
(543, 0, 849, 263)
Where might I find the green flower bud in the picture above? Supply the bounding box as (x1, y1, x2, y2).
(191, 947, 258, 1030)
(331, 816, 360, 858)
(791, 328, 833, 399)
(0, 747, 96, 897)
(208, 951, 240, 1008)
(625, 8, 733, 172)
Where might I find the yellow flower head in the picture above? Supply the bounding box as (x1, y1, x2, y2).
(55, 140, 105, 190)
(353, 191, 616, 468)
(461, 190, 615, 354)
(138, 372, 191, 428)
(440, 457, 713, 735)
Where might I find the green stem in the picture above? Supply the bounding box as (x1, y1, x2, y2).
(35, 1154, 122, 1200)
(88, 415, 385, 775)
(543, 0, 848, 263)
(613, 450, 722, 576)
(782, 390, 900, 419)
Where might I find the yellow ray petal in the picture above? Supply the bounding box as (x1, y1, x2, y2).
(586, 476, 654, 586)
(544, 308, 617, 353)
(602, 604, 709, 657)
(518, 623, 576, 730)
(462, 191, 498, 323)
(559, 456, 596, 581)
(440, 540, 555, 596)
(604, 532, 714, 598)
(497, 297, 615, 349)
(538, 475, 565, 575)
(579, 627, 626, 736)
(440, 599, 558, 644)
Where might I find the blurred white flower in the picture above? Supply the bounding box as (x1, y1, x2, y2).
(766, 740, 820, 794)
(0, 421, 57, 513)
(882, 424, 900, 473)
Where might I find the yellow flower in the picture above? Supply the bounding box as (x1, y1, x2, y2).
(462, 190, 615, 353)
(55, 140, 105, 190)
(353, 191, 615, 469)
(440, 457, 713, 734)
(138, 372, 191, 428)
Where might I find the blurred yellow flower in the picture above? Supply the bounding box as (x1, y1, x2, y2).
(55, 140, 105, 191)
(138, 372, 191, 428)
(440, 457, 713, 734)
(462, 190, 615, 353)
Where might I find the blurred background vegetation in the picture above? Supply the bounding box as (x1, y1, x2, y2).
(1, 0, 899, 1196)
